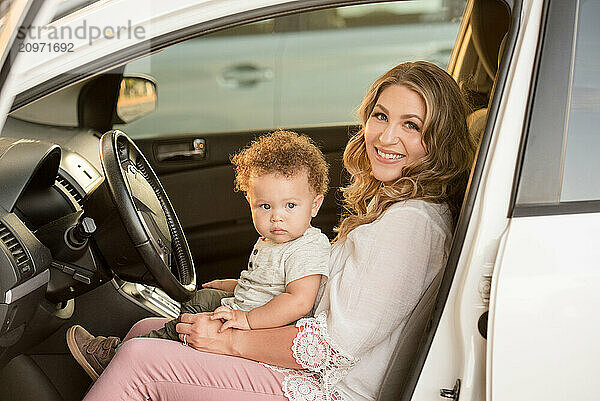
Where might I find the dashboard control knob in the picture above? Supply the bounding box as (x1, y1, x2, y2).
(78, 217, 97, 236)
(67, 216, 97, 248)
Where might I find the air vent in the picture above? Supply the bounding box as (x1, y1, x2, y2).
(0, 222, 31, 272)
(56, 174, 83, 208)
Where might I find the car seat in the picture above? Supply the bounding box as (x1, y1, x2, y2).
(375, 269, 443, 401)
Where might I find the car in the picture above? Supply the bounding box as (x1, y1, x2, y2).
(0, 0, 598, 400)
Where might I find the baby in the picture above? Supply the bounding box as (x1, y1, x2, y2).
(66, 130, 330, 379)
(140, 129, 331, 337)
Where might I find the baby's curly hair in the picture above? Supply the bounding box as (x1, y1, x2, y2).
(231, 130, 329, 196)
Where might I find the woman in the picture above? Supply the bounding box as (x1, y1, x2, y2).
(82, 61, 476, 401)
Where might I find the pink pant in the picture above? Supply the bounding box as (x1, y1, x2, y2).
(82, 318, 287, 401)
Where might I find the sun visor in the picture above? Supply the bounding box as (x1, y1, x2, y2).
(0, 138, 61, 212)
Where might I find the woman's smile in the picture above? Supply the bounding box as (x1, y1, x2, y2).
(375, 147, 406, 162)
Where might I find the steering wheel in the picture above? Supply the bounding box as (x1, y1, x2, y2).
(99, 130, 196, 301)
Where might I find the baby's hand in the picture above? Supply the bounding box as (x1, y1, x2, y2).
(210, 306, 251, 332)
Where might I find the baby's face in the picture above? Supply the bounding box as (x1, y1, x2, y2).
(246, 171, 324, 244)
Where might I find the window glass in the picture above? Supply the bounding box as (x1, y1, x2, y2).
(514, 0, 576, 207)
(115, 0, 466, 139)
(283, 0, 464, 32)
(560, 0, 600, 202)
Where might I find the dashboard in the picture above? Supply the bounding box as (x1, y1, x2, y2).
(0, 118, 109, 364)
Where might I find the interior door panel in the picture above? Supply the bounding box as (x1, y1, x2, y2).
(135, 125, 352, 284)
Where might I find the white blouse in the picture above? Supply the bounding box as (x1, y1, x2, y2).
(267, 199, 453, 401)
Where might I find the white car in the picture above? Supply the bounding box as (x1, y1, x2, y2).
(0, 1, 598, 400)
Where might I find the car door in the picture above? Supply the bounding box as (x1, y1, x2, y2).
(487, 1, 600, 400)
(116, 1, 467, 284)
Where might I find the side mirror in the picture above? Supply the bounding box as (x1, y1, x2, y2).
(114, 75, 157, 123)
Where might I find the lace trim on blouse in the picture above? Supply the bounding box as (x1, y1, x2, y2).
(261, 312, 358, 401)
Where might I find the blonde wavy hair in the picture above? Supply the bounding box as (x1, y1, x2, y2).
(335, 61, 477, 241)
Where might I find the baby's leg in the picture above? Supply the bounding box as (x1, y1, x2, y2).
(123, 317, 170, 340)
(136, 318, 180, 340)
(121, 318, 178, 347)
(182, 288, 233, 313)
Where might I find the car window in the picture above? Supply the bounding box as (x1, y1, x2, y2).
(278, 1, 462, 32)
(514, 0, 600, 211)
(560, 0, 600, 202)
(114, 0, 466, 140)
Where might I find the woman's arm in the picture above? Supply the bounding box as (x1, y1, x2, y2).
(233, 325, 302, 368)
(176, 313, 302, 368)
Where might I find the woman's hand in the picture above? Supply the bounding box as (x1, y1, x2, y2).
(176, 312, 302, 368)
(211, 306, 251, 332)
(175, 313, 238, 356)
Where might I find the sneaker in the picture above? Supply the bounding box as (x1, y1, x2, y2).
(66, 325, 120, 380)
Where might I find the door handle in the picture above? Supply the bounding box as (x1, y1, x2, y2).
(218, 64, 273, 88)
(157, 149, 204, 161)
(440, 379, 461, 400)
(156, 138, 205, 162)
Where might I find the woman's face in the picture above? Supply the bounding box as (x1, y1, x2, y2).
(364, 84, 427, 184)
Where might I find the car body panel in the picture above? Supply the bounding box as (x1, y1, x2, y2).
(489, 212, 600, 400)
